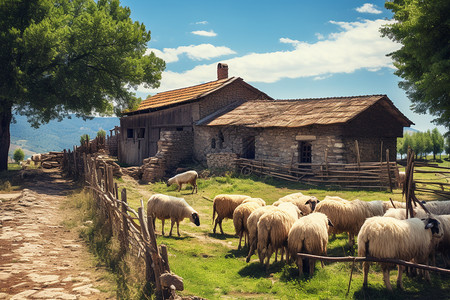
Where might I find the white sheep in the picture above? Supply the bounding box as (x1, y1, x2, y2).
(398, 171, 406, 188)
(288, 212, 333, 276)
(423, 200, 450, 215)
(167, 170, 198, 193)
(233, 201, 264, 250)
(212, 194, 251, 234)
(31, 153, 41, 166)
(315, 199, 385, 246)
(273, 192, 319, 215)
(357, 216, 443, 291)
(147, 194, 200, 237)
(257, 203, 300, 270)
(383, 207, 428, 220)
(242, 197, 266, 206)
(245, 205, 278, 263)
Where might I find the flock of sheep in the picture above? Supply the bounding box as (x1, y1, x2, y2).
(147, 170, 450, 291)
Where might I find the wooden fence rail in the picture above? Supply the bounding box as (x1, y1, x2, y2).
(236, 158, 399, 190)
(61, 150, 182, 299)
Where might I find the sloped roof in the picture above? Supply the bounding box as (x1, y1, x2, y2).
(125, 77, 270, 115)
(197, 95, 414, 128)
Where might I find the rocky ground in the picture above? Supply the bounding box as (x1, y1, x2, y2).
(0, 169, 116, 299)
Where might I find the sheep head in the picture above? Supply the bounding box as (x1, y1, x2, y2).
(190, 212, 200, 226)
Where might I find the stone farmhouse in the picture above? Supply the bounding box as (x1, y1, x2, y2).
(118, 63, 413, 181)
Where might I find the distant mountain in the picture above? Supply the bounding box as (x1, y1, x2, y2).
(8, 114, 119, 158)
(404, 127, 419, 134)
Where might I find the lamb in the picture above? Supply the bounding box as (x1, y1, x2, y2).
(212, 194, 251, 234)
(167, 170, 198, 194)
(273, 192, 319, 215)
(288, 212, 333, 276)
(357, 216, 443, 291)
(245, 205, 278, 263)
(147, 194, 200, 237)
(233, 201, 265, 250)
(315, 198, 385, 246)
(257, 203, 300, 270)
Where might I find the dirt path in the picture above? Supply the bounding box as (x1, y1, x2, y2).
(0, 169, 115, 299)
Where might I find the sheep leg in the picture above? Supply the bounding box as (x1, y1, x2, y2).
(297, 256, 303, 276)
(169, 219, 176, 236)
(382, 266, 393, 291)
(213, 219, 218, 234)
(362, 262, 370, 288)
(246, 243, 255, 263)
(161, 219, 165, 236)
(177, 184, 182, 192)
(176, 220, 181, 237)
(348, 233, 355, 247)
(265, 246, 273, 271)
(238, 233, 243, 250)
(219, 220, 224, 235)
(397, 265, 404, 290)
(309, 259, 315, 275)
(274, 249, 278, 262)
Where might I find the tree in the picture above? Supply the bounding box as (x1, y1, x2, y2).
(381, 0, 450, 133)
(397, 136, 405, 159)
(445, 137, 450, 159)
(0, 0, 165, 171)
(13, 148, 24, 164)
(431, 128, 444, 160)
(97, 129, 106, 138)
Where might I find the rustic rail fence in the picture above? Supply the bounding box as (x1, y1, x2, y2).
(236, 158, 399, 190)
(60, 149, 183, 299)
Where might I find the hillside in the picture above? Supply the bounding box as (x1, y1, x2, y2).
(9, 114, 119, 158)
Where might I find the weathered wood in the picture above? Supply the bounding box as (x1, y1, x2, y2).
(120, 188, 129, 257)
(160, 245, 171, 273)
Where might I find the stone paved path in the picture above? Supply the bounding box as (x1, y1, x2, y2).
(0, 169, 115, 299)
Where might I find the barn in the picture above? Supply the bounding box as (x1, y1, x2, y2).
(119, 63, 413, 184)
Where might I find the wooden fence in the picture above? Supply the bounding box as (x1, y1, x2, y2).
(236, 158, 399, 190)
(404, 161, 450, 198)
(61, 151, 183, 299)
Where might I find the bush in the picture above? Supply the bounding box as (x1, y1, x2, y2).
(13, 148, 25, 163)
(80, 134, 90, 146)
(97, 129, 106, 138)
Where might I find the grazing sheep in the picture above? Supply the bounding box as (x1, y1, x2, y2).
(423, 200, 450, 215)
(257, 204, 300, 270)
(167, 170, 198, 193)
(315, 199, 385, 246)
(273, 192, 319, 215)
(357, 216, 443, 291)
(147, 194, 200, 237)
(233, 201, 264, 250)
(245, 205, 278, 263)
(434, 215, 450, 267)
(382, 200, 407, 212)
(212, 194, 251, 234)
(288, 212, 333, 276)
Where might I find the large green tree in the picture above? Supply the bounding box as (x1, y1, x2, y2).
(0, 0, 165, 171)
(381, 0, 450, 132)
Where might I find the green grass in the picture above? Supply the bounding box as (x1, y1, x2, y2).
(113, 168, 450, 300)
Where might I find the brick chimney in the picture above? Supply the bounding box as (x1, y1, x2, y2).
(217, 63, 228, 80)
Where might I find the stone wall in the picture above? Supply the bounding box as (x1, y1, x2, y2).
(342, 137, 397, 163)
(141, 130, 194, 183)
(206, 153, 239, 171)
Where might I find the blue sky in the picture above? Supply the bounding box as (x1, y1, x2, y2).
(121, 0, 445, 133)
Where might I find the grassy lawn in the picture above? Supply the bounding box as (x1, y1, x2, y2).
(114, 170, 450, 300)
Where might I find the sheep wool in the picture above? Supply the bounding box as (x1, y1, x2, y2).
(212, 194, 251, 234)
(167, 170, 198, 193)
(242, 197, 266, 206)
(357, 216, 443, 291)
(288, 212, 331, 276)
(273, 193, 319, 215)
(147, 194, 200, 237)
(257, 207, 298, 270)
(245, 205, 278, 263)
(383, 208, 428, 220)
(424, 200, 450, 215)
(435, 215, 450, 267)
(233, 201, 264, 250)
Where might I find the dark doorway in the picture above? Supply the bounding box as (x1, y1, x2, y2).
(299, 141, 312, 163)
(242, 136, 255, 159)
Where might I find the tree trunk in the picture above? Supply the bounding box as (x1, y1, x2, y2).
(0, 104, 12, 172)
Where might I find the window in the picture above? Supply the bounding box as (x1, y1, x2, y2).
(127, 128, 134, 139)
(218, 130, 224, 149)
(137, 128, 145, 139)
(211, 138, 216, 149)
(299, 141, 312, 163)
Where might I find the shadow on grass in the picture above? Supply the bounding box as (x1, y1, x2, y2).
(207, 232, 236, 240)
(238, 260, 290, 279)
(225, 247, 249, 259)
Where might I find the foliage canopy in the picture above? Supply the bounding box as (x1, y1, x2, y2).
(381, 0, 450, 132)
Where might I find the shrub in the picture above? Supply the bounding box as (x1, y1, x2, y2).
(80, 134, 90, 146)
(13, 148, 25, 163)
(97, 129, 106, 138)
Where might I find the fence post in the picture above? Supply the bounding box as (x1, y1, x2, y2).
(119, 188, 129, 257)
(386, 149, 393, 192)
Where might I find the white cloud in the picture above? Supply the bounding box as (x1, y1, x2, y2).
(356, 3, 382, 14)
(146, 44, 236, 63)
(138, 19, 400, 93)
(191, 30, 217, 37)
(315, 33, 325, 40)
(196, 21, 208, 25)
